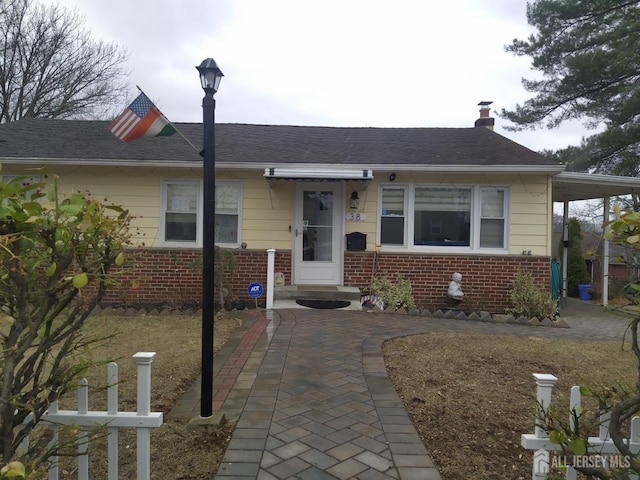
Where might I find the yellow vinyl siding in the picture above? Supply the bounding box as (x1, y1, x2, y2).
(2, 165, 554, 255)
(345, 181, 378, 250)
(2, 165, 201, 247)
(510, 175, 551, 255)
(238, 173, 293, 250)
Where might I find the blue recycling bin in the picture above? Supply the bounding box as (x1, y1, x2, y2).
(578, 284, 593, 301)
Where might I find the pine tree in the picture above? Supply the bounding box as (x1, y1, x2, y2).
(501, 0, 640, 177)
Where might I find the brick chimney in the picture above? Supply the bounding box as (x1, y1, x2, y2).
(474, 101, 494, 130)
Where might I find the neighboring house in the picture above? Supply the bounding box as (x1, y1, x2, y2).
(2, 105, 639, 311)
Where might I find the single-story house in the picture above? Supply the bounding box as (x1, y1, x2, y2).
(2, 104, 639, 311)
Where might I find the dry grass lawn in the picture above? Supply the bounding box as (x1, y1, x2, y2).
(42, 311, 640, 479)
(383, 332, 638, 479)
(53, 311, 241, 479)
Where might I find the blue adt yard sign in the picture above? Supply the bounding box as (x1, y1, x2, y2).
(248, 282, 263, 299)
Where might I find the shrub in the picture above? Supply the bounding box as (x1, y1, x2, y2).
(0, 173, 130, 467)
(507, 270, 557, 318)
(369, 274, 416, 310)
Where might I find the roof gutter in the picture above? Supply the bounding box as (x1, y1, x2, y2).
(554, 171, 640, 186)
(0, 157, 203, 168)
(1, 158, 566, 175)
(248, 163, 566, 175)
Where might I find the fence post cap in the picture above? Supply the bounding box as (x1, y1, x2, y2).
(533, 373, 557, 385)
(133, 352, 156, 364)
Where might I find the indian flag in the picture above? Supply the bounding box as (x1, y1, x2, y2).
(110, 92, 177, 142)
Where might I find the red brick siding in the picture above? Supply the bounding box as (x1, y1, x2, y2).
(102, 248, 550, 313)
(344, 252, 551, 312)
(101, 249, 203, 306)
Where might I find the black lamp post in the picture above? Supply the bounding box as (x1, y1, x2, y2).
(197, 57, 223, 418)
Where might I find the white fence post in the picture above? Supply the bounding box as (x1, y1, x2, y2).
(20, 351, 163, 480)
(523, 374, 640, 479)
(630, 417, 640, 480)
(47, 401, 59, 480)
(566, 386, 581, 480)
(133, 352, 155, 480)
(77, 379, 89, 480)
(107, 362, 119, 480)
(532, 373, 557, 480)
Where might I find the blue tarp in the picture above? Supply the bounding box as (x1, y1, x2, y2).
(550, 258, 561, 312)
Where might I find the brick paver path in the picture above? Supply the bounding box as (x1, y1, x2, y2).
(176, 299, 630, 479)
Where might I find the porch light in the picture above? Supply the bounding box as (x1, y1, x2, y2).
(350, 191, 359, 209)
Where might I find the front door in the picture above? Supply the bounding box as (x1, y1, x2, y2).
(293, 182, 343, 285)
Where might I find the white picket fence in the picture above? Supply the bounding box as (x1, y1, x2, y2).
(522, 373, 640, 479)
(19, 352, 163, 480)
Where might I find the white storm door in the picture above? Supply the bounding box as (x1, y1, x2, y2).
(293, 182, 343, 284)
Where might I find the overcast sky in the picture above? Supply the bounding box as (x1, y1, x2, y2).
(43, 0, 591, 153)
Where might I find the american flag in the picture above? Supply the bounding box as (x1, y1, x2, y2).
(110, 92, 176, 142)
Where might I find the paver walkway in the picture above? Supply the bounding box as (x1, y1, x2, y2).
(171, 299, 632, 479)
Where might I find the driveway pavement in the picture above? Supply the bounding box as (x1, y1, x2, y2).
(171, 298, 633, 479)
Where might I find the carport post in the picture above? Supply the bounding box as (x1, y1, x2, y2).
(562, 201, 569, 300)
(602, 196, 610, 306)
(266, 248, 275, 309)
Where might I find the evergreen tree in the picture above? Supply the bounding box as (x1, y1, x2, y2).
(500, 0, 640, 177)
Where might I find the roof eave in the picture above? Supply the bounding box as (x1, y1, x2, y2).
(1, 158, 566, 175)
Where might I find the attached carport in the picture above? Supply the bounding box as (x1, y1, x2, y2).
(552, 171, 640, 306)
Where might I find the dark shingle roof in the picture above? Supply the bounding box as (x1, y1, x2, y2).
(0, 118, 560, 168)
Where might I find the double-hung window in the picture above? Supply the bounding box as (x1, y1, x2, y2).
(162, 180, 200, 244)
(380, 188, 406, 245)
(161, 180, 242, 247)
(378, 184, 509, 251)
(215, 182, 241, 244)
(479, 188, 506, 248)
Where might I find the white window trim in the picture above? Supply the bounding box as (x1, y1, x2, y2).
(377, 183, 510, 253)
(159, 179, 243, 248)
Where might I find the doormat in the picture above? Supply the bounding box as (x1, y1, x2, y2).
(296, 299, 351, 309)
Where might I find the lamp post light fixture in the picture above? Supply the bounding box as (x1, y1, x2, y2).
(197, 57, 223, 418)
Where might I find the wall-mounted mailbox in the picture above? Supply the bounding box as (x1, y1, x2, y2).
(346, 232, 367, 251)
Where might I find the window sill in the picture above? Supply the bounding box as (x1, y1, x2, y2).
(378, 246, 510, 255)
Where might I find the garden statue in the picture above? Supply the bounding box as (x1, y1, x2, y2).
(448, 272, 464, 299)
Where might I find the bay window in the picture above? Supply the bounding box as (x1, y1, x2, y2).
(378, 184, 509, 251)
